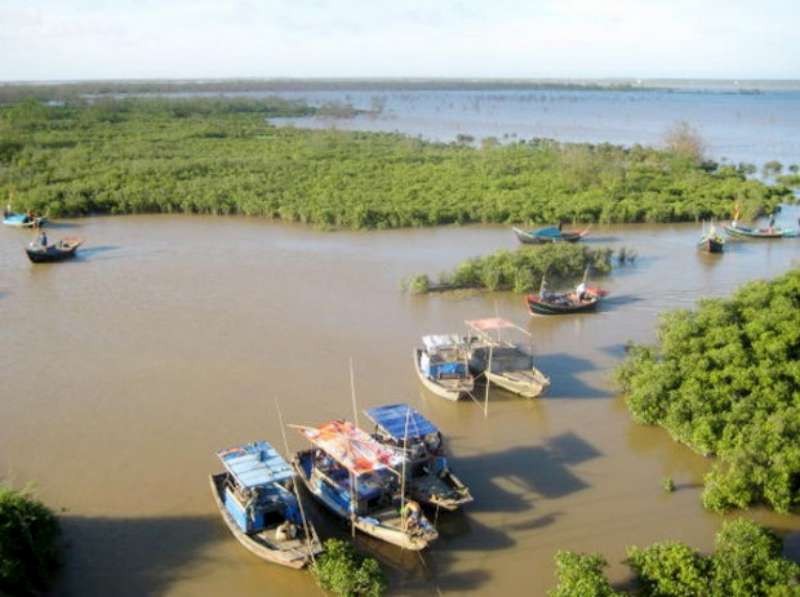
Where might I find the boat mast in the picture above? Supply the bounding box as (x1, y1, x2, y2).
(348, 358, 358, 538)
(273, 398, 316, 565)
(399, 405, 411, 539)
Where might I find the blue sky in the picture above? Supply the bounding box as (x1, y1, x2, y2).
(0, 0, 797, 81)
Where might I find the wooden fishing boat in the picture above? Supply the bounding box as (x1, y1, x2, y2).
(698, 234, 725, 253)
(512, 225, 589, 244)
(3, 212, 46, 228)
(526, 291, 600, 315)
(25, 237, 82, 263)
(465, 318, 550, 399)
(293, 420, 438, 551)
(210, 441, 323, 569)
(723, 222, 797, 239)
(365, 404, 473, 511)
(414, 335, 474, 402)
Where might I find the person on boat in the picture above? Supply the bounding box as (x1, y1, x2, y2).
(3, 204, 9, 218)
(30, 230, 47, 249)
(275, 520, 298, 542)
(576, 281, 588, 302)
(768, 214, 776, 233)
(403, 500, 421, 531)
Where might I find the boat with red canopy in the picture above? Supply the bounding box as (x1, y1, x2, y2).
(292, 419, 438, 550)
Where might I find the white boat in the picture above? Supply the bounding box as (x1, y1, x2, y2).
(292, 420, 438, 551)
(466, 318, 550, 399)
(414, 334, 474, 401)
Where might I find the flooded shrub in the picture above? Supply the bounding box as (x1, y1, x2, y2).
(403, 274, 430, 295)
(410, 244, 613, 294)
(0, 485, 61, 595)
(311, 539, 387, 597)
(662, 477, 675, 493)
(550, 550, 620, 597)
(617, 269, 800, 513)
(627, 541, 711, 596)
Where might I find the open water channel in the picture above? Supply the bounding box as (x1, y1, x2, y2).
(2, 208, 800, 595)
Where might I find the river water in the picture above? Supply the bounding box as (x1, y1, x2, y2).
(2, 208, 799, 595)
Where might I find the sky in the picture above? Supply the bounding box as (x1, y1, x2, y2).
(0, 0, 797, 82)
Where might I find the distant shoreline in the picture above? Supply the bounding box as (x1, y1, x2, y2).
(1, 77, 800, 99)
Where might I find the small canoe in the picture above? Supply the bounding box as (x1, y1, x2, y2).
(209, 474, 321, 569)
(468, 345, 550, 398)
(513, 225, 589, 245)
(697, 235, 725, 253)
(527, 292, 600, 315)
(414, 349, 473, 401)
(25, 237, 82, 263)
(3, 213, 47, 228)
(723, 223, 797, 239)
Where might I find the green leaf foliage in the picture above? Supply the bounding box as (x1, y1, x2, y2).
(417, 243, 613, 294)
(617, 269, 800, 512)
(550, 550, 621, 597)
(0, 99, 789, 228)
(0, 485, 61, 596)
(627, 541, 711, 596)
(311, 539, 387, 597)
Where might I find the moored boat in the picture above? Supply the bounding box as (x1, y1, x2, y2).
(210, 441, 322, 569)
(3, 212, 46, 228)
(292, 419, 438, 551)
(465, 318, 550, 398)
(697, 223, 725, 252)
(512, 225, 589, 244)
(723, 222, 797, 239)
(365, 404, 473, 511)
(25, 236, 82, 263)
(414, 335, 474, 401)
(526, 290, 601, 315)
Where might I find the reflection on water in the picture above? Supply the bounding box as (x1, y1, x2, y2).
(1, 210, 800, 595)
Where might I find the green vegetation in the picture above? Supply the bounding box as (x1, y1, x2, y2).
(662, 477, 676, 493)
(311, 539, 387, 597)
(549, 551, 621, 597)
(551, 520, 799, 596)
(617, 269, 800, 512)
(0, 485, 61, 595)
(407, 244, 614, 294)
(0, 99, 791, 228)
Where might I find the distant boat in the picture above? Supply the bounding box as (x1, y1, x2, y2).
(210, 441, 323, 569)
(3, 212, 46, 228)
(465, 318, 550, 398)
(365, 404, 473, 511)
(512, 225, 589, 244)
(698, 224, 725, 253)
(723, 221, 797, 239)
(293, 419, 438, 551)
(414, 335, 474, 402)
(526, 287, 606, 315)
(25, 237, 82, 263)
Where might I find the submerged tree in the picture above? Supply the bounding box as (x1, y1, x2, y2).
(663, 121, 706, 164)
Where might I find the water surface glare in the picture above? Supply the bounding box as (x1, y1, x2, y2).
(1, 213, 800, 595)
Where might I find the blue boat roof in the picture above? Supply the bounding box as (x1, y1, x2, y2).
(365, 404, 439, 440)
(216, 441, 293, 489)
(533, 226, 561, 238)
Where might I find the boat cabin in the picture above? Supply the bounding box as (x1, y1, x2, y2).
(365, 403, 442, 462)
(217, 441, 301, 534)
(420, 335, 468, 381)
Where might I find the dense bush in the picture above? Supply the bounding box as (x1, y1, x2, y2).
(553, 520, 799, 596)
(311, 539, 387, 597)
(0, 99, 790, 229)
(617, 269, 800, 512)
(410, 243, 614, 294)
(0, 485, 61, 595)
(549, 551, 621, 597)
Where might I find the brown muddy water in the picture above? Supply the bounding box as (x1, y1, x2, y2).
(1, 212, 799, 596)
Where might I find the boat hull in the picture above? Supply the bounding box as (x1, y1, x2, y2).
(526, 294, 599, 315)
(410, 470, 473, 511)
(25, 244, 80, 263)
(292, 452, 436, 551)
(723, 224, 795, 239)
(3, 215, 46, 228)
(513, 226, 586, 244)
(209, 474, 322, 569)
(413, 349, 473, 402)
(697, 237, 724, 253)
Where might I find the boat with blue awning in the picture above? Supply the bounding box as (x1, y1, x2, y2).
(415, 334, 474, 401)
(209, 440, 322, 569)
(292, 419, 438, 550)
(365, 404, 473, 511)
(512, 225, 589, 244)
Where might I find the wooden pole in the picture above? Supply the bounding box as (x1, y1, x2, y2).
(484, 343, 493, 418)
(399, 405, 411, 538)
(348, 359, 358, 538)
(349, 357, 359, 428)
(273, 398, 316, 566)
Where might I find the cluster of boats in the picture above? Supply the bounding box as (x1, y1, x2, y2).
(211, 404, 472, 567)
(3, 208, 83, 263)
(697, 214, 798, 254)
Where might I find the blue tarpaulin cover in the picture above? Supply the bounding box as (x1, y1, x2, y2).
(217, 441, 294, 490)
(532, 226, 561, 238)
(365, 404, 439, 440)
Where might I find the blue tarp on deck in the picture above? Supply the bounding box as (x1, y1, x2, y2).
(217, 441, 294, 490)
(365, 404, 439, 440)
